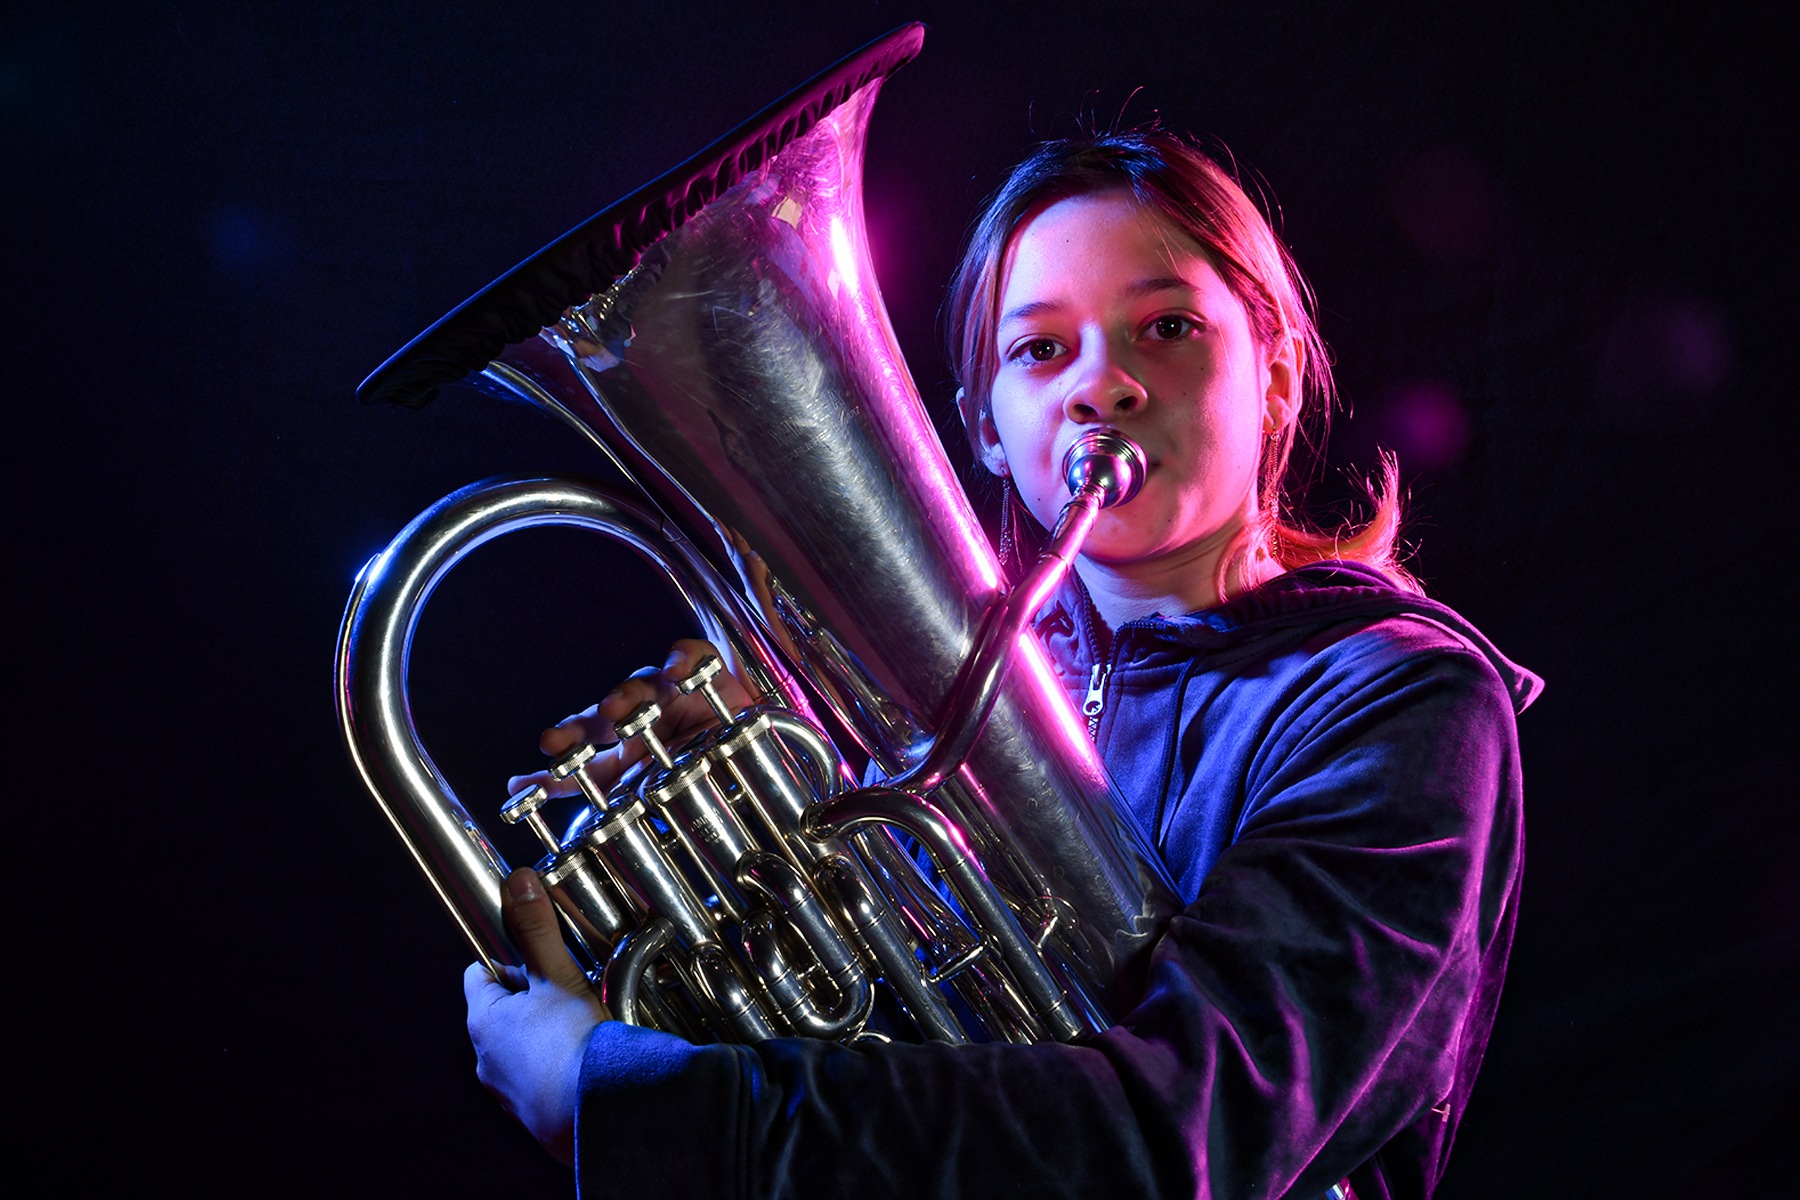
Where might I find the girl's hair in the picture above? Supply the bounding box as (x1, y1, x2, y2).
(945, 129, 1420, 595)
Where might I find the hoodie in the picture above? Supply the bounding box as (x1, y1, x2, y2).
(575, 562, 1540, 1200)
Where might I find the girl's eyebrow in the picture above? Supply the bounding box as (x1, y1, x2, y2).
(1127, 275, 1197, 298)
(998, 277, 1197, 330)
(998, 299, 1062, 328)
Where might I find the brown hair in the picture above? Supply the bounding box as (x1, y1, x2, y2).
(946, 130, 1419, 595)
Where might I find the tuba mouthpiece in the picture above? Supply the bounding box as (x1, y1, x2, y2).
(1062, 429, 1148, 510)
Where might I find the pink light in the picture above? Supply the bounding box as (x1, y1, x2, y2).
(1018, 633, 1091, 751)
(829, 216, 861, 296)
(820, 207, 1001, 595)
(963, 522, 1003, 593)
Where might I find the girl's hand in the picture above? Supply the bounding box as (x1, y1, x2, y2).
(463, 867, 609, 1167)
(504, 638, 757, 805)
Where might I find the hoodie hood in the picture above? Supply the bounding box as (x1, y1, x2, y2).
(1038, 560, 1543, 715)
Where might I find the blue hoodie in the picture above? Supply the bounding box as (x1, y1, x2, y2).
(575, 562, 1540, 1200)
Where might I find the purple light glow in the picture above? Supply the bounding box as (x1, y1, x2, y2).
(1388, 148, 1499, 264)
(1381, 381, 1471, 471)
(1597, 294, 1736, 429)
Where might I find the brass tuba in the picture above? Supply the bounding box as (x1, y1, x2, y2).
(337, 24, 1179, 1045)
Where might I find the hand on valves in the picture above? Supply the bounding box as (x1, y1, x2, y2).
(466, 637, 755, 1166)
(505, 637, 758, 804)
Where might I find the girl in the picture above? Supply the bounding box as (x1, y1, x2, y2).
(466, 130, 1539, 1200)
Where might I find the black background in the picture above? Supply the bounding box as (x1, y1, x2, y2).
(12, 2, 1794, 1195)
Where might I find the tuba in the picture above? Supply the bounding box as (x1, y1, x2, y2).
(337, 24, 1179, 1045)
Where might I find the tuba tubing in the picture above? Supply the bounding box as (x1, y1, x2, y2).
(336, 475, 780, 977)
(339, 26, 1183, 1044)
(338, 437, 1158, 1044)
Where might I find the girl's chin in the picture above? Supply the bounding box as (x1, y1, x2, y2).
(1077, 521, 1240, 573)
(1076, 535, 1181, 569)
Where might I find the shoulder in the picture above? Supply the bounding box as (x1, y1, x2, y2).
(1263, 616, 1525, 782)
(1300, 612, 1511, 698)
(1208, 614, 1520, 768)
(1108, 575, 1532, 900)
(1141, 562, 1542, 718)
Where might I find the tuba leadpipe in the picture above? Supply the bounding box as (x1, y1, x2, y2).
(338, 24, 1181, 1045)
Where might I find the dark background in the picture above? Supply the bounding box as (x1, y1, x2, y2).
(12, 2, 1793, 1195)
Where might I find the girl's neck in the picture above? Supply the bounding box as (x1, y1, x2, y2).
(1073, 524, 1283, 630)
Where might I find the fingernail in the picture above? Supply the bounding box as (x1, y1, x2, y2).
(508, 870, 543, 903)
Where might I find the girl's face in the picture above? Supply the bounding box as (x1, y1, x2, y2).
(980, 191, 1295, 570)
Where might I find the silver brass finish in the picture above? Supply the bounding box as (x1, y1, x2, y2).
(336, 65, 1181, 1045)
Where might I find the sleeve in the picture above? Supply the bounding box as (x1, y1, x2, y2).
(571, 639, 1525, 1200)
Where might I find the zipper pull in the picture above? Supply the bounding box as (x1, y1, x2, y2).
(1084, 661, 1111, 742)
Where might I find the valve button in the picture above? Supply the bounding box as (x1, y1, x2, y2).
(501, 783, 550, 824)
(616, 702, 662, 741)
(550, 741, 600, 780)
(677, 654, 722, 693)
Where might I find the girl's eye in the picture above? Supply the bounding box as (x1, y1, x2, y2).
(1148, 315, 1196, 341)
(1011, 338, 1064, 363)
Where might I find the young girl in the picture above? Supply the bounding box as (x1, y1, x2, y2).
(466, 130, 1540, 1200)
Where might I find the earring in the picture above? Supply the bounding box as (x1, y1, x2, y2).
(997, 477, 1020, 573)
(996, 478, 1038, 582)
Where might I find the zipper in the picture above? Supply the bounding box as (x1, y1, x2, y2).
(1067, 572, 1152, 747)
(1084, 660, 1112, 742)
(1073, 575, 1123, 745)
(1074, 578, 1112, 744)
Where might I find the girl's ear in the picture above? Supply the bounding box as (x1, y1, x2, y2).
(962, 387, 1011, 477)
(1263, 337, 1302, 434)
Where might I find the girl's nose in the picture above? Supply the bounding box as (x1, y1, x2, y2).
(1064, 346, 1146, 424)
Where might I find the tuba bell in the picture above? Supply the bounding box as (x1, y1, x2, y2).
(337, 24, 1180, 1045)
